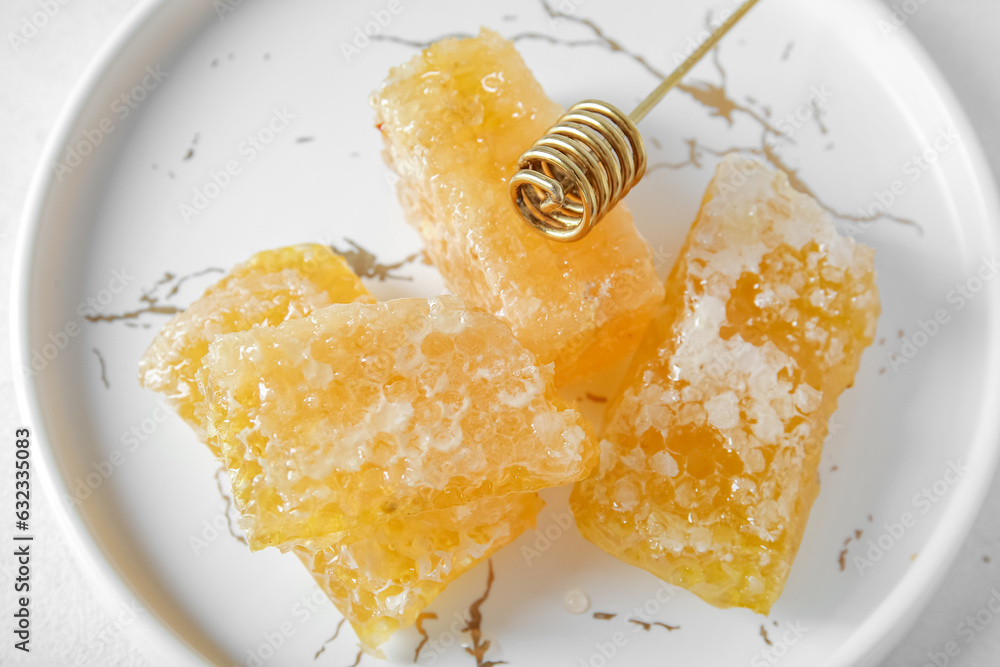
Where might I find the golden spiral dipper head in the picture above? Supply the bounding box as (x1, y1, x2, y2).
(508, 0, 761, 242)
(509, 100, 646, 243)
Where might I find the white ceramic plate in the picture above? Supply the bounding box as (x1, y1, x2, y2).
(13, 0, 1000, 665)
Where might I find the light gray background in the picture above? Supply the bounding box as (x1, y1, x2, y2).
(0, 0, 997, 665)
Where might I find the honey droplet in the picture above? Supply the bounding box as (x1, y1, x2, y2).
(564, 589, 591, 614)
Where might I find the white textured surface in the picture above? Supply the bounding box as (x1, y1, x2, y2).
(0, 1, 997, 666)
(1, 3, 155, 665)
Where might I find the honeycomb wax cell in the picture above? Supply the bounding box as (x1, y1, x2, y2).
(295, 493, 544, 651)
(571, 155, 880, 613)
(203, 295, 598, 550)
(372, 28, 664, 386)
(138, 244, 372, 453)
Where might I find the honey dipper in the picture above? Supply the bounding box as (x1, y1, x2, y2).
(509, 0, 761, 241)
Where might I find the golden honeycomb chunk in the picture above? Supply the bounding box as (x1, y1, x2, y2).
(372, 29, 664, 385)
(295, 493, 543, 650)
(138, 244, 372, 453)
(571, 156, 880, 613)
(140, 248, 546, 648)
(203, 295, 597, 550)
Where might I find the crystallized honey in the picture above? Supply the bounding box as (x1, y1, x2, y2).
(572, 156, 880, 613)
(203, 295, 597, 550)
(138, 244, 372, 453)
(372, 29, 664, 385)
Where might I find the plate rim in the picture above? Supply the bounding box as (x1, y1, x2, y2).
(824, 1, 1000, 664)
(10, 0, 220, 664)
(10, 0, 1000, 665)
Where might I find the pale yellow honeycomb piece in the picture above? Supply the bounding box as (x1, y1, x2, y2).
(139, 247, 546, 649)
(372, 28, 664, 386)
(295, 493, 544, 651)
(572, 155, 880, 613)
(203, 295, 598, 550)
(138, 244, 372, 454)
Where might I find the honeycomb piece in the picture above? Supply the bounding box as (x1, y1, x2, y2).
(140, 246, 543, 649)
(203, 295, 598, 550)
(138, 244, 372, 453)
(295, 493, 544, 651)
(571, 156, 880, 613)
(372, 29, 664, 385)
